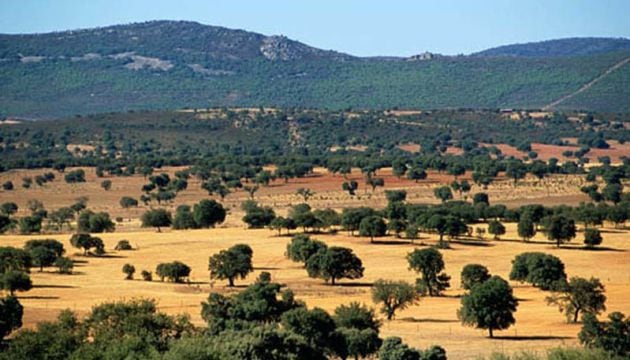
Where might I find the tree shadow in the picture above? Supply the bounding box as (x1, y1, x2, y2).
(448, 240, 494, 247)
(32, 284, 77, 289)
(493, 335, 572, 341)
(92, 254, 126, 259)
(18, 295, 60, 300)
(558, 246, 625, 252)
(400, 317, 458, 324)
(333, 282, 374, 288)
(254, 267, 281, 271)
(371, 240, 427, 246)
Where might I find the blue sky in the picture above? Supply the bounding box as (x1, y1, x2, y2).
(1, 0, 628, 56)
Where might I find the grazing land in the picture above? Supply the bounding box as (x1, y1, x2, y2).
(1, 166, 628, 359)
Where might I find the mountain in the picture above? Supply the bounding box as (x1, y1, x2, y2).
(473, 37, 630, 57)
(0, 21, 629, 118)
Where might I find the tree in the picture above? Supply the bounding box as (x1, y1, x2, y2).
(155, 261, 191, 283)
(70, 233, 104, 256)
(579, 312, 629, 358)
(296, 188, 315, 202)
(378, 337, 422, 360)
(506, 161, 526, 185)
(0, 247, 32, 273)
(544, 215, 576, 247)
(119, 196, 139, 208)
(473, 192, 489, 205)
(334, 301, 380, 332)
(366, 177, 384, 193)
(385, 190, 407, 203)
(487, 220, 506, 240)
(24, 239, 64, 258)
(281, 307, 338, 354)
(0, 202, 18, 216)
(0, 296, 23, 340)
(209, 244, 253, 287)
(18, 215, 42, 234)
(407, 248, 450, 296)
(29, 246, 57, 272)
(509, 252, 567, 291)
(517, 215, 536, 241)
(606, 205, 627, 228)
(2, 181, 14, 191)
(341, 207, 377, 235)
(101, 180, 112, 191)
(141, 209, 172, 232)
(371, 280, 419, 320)
(306, 247, 364, 285)
(1, 270, 33, 296)
(77, 210, 115, 233)
(48, 207, 75, 231)
(407, 166, 427, 182)
(583, 228, 603, 248)
(193, 199, 226, 228)
(433, 186, 453, 203)
(460, 264, 491, 290)
(458, 276, 518, 338)
(242, 201, 276, 228)
(359, 216, 386, 243)
(64, 169, 86, 183)
(285, 234, 328, 267)
(546, 277, 606, 323)
(313, 208, 341, 232)
(55, 257, 74, 274)
(115, 240, 133, 251)
(342, 181, 359, 196)
(601, 183, 622, 204)
(122, 264, 136, 280)
(171, 205, 195, 230)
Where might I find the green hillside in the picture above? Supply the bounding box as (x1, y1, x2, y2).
(1, 21, 629, 118)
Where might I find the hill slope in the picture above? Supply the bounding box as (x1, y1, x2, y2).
(473, 37, 630, 58)
(1, 21, 629, 118)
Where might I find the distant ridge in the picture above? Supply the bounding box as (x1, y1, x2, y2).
(473, 37, 630, 57)
(0, 21, 629, 118)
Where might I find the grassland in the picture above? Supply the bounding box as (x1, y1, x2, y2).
(0, 167, 628, 359)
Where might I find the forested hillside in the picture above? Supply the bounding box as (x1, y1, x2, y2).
(1, 21, 629, 118)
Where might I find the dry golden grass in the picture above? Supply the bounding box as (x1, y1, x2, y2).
(1, 167, 628, 358)
(1, 224, 628, 359)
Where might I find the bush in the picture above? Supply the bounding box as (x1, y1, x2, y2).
(156, 261, 191, 283)
(54, 257, 74, 274)
(509, 252, 567, 291)
(115, 240, 133, 251)
(141, 270, 153, 281)
(584, 229, 603, 248)
(119, 196, 139, 208)
(64, 169, 86, 183)
(77, 210, 115, 233)
(122, 264, 135, 280)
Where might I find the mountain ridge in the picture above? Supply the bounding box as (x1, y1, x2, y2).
(0, 20, 629, 118)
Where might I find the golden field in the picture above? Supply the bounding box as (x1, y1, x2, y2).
(0, 167, 628, 359)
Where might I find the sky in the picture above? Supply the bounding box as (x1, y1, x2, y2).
(1, 0, 629, 56)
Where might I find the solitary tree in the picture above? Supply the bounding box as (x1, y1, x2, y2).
(155, 261, 191, 283)
(546, 277, 606, 323)
(141, 209, 172, 232)
(407, 248, 450, 296)
(371, 279, 419, 320)
(458, 276, 518, 338)
(509, 252, 567, 291)
(100, 180, 112, 191)
(193, 199, 226, 228)
(29, 246, 57, 272)
(545, 215, 576, 247)
(487, 220, 506, 240)
(407, 167, 427, 182)
(306, 247, 364, 285)
(122, 264, 136, 280)
(69, 234, 104, 256)
(583, 229, 603, 249)
(119, 196, 139, 209)
(0, 270, 32, 296)
(517, 215, 536, 241)
(460, 264, 491, 290)
(359, 216, 387, 243)
(433, 186, 453, 203)
(208, 244, 254, 287)
(342, 181, 359, 196)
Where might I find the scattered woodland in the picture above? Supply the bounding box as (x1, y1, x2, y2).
(0, 106, 628, 359)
